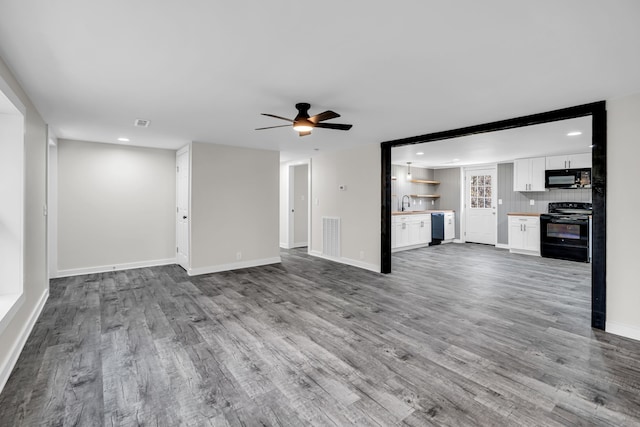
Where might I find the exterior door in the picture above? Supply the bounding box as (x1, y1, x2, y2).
(176, 147, 189, 270)
(465, 167, 497, 245)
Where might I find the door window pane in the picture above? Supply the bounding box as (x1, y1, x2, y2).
(470, 174, 492, 208)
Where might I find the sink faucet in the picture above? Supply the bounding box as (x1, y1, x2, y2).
(401, 195, 410, 212)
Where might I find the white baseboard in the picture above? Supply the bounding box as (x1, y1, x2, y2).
(308, 250, 380, 273)
(188, 257, 282, 276)
(453, 239, 463, 243)
(292, 242, 308, 248)
(56, 257, 177, 278)
(495, 243, 510, 250)
(0, 287, 49, 394)
(279, 242, 291, 249)
(606, 321, 640, 342)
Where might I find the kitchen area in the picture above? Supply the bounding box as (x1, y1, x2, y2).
(391, 115, 593, 265)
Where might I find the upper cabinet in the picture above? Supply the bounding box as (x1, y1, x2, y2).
(514, 157, 546, 192)
(546, 152, 592, 170)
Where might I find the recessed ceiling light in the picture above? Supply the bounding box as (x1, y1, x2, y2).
(416, 152, 424, 156)
(117, 137, 130, 142)
(567, 131, 582, 136)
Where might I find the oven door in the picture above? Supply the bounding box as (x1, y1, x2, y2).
(540, 216, 590, 262)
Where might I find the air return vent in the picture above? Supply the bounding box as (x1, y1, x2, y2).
(134, 118, 151, 127)
(322, 217, 341, 258)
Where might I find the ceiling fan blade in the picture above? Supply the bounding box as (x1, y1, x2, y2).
(315, 122, 353, 131)
(298, 131, 312, 137)
(261, 113, 294, 122)
(255, 124, 292, 130)
(309, 110, 340, 124)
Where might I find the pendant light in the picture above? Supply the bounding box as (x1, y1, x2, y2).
(406, 162, 412, 180)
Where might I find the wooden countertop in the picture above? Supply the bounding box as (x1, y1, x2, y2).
(392, 210, 455, 215)
(507, 212, 541, 217)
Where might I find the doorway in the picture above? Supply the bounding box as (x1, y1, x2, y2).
(287, 163, 310, 249)
(464, 166, 497, 245)
(176, 146, 189, 271)
(381, 101, 607, 329)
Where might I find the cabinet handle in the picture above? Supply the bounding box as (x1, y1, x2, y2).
(420, 221, 424, 227)
(524, 224, 527, 231)
(568, 160, 571, 168)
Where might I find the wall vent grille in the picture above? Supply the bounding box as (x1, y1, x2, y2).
(322, 217, 341, 258)
(134, 118, 151, 127)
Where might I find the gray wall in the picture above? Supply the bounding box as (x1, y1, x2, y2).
(0, 54, 48, 392)
(57, 139, 177, 273)
(391, 164, 436, 211)
(190, 142, 280, 271)
(497, 162, 591, 244)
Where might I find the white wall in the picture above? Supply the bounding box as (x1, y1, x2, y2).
(190, 142, 280, 274)
(310, 144, 381, 272)
(0, 54, 48, 393)
(57, 139, 176, 275)
(606, 92, 640, 341)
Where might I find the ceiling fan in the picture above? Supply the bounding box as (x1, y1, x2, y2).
(255, 103, 353, 137)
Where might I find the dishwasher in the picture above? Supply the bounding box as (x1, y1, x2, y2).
(430, 213, 444, 245)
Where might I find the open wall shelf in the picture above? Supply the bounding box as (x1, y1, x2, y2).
(410, 179, 440, 185)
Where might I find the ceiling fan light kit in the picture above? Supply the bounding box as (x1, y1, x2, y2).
(256, 102, 353, 137)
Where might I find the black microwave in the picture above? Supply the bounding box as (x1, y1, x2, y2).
(545, 168, 591, 189)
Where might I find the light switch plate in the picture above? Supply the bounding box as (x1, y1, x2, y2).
(530, 199, 535, 205)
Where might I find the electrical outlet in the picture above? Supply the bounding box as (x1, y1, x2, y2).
(530, 199, 535, 206)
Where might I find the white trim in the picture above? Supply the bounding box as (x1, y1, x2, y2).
(187, 257, 282, 276)
(309, 250, 380, 273)
(56, 258, 177, 278)
(0, 74, 26, 116)
(0, 294, 25, 337)
(292, 241, 308, 248)
(279, 242, 292, 249)
(495, 243, 510, 250)
(606, 321, 640, 342)
(0, 288, 48, 394)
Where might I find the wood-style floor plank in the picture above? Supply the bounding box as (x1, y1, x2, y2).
(2, 244, 640, 426)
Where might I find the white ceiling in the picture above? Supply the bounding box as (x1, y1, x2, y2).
(392, 116, 592, 168)
(0, 1, 639, 162)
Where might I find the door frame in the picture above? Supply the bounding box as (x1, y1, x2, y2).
(176, 144, 190, 271)
(462, 165, 498, 245)
(380, 101, 607, 330)
(285, 160, 311, 250)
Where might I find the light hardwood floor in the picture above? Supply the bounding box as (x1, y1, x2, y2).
(1, 244, 640, 426)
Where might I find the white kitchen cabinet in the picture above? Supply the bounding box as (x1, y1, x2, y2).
(444, 212, 455, 241)
(392, 214, 431, 252)
(514, 157, 546, 192)
(546, 152, 592, 170)
(509, 215, 540, 256)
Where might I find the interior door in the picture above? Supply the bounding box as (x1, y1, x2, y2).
(465, 167, 497, 245)
(176, 147, 189, 270)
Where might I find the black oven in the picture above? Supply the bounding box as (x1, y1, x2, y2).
(540, 202, 592, 263)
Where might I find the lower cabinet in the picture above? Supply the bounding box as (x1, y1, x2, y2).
(444, 212, 455, 242)
(509, 215, 540, 256)
(392, 214, 432, 252)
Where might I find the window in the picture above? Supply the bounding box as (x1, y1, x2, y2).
(470, 174, 492, 208)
